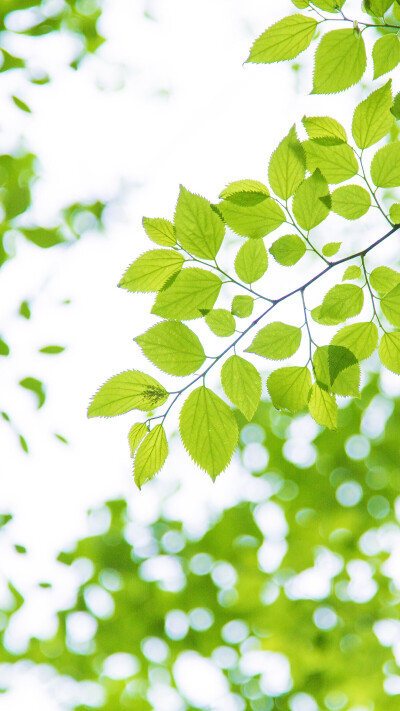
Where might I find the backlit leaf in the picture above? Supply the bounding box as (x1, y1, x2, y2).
(235, 239, 268, 282)
(269, 234, 306, 266)
(311, 305, 342, 326)
(320, 284, 364, 323)
(205, 309, 236, 337)
(247, 15, 317, 63)
(322, 242, 340, 257)
(231, 295, 254, 318)
(342, 265, 362, 281)
(379, 331, 400, 374)
(128, 423, 149, 457)
(331, 322, 378, 360)
(152, 268, 222, 320)
(373, 34, 400, 79)
(268, 125, 305, 199)
(389, 203, 400, 224)
(246, 322, 302, 360)
(135, 321, 206, 375)
(331, 185, 371, 220)
(371, 142, 400, 188)
(118, 250, 184, 292)
(267, 366, 312, 413)
(313, 346, 360, 397)
(292, 169, 330, 231)
(221, 355, 261, 421)
(143, 217, 176, 246)
(218, 196, 285, 239)
(88, 371, 168, 417)
(302, 140, 358, 183)
(219, 180, 270, 204)
(134, 425, 168, 488)
(370, 266, 400, 294)
(308, 383, 337, 429)
(352, 81, 393, 149)
(175, 186, 225, 259)
(312, 29, 366, 94)
(364, 0, 395, 17)
(381, 283, 400, 326)
(302, 116, 347, 145)
(19, 377, 46, 409)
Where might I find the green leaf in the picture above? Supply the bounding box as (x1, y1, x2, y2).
(152, 268, 222, 320)
(134, 425, 168, 489)
(370, 266, 400, 294)
(135, 321, 206, 375)
(322, 242, 341, 257)
(389, 203, 400, 224)
(218, 196, 285, 239)
(342, 265, 362, 281)
(119, 250, 184, 292)
(292, 0, 310, 7)
(302, 116, 347, 145)
(313, 346, 360, 397)
(371, 142, 400, 188)
(247, 15, 317, 63)
(331, 322, 379, 360)
(268, 125, 306, 199)
(19, 301, 31, 319)
(312, 0, 346, 9)
(235, 239, 268, 282)
(328, 345, 358, 384)
(0, 338, 10, 356)
(128, 423, 149, 456)
(320, 284, 364, 323)
(205, 309, 236, 337)
(221, 355, 262, 421)
(39, 345, 65, 354)
(179, 386, 239, 479)
(330, 185, 371, 220)
(311, 305, 342, 326)
(12, 95, 32, 113)
(312, 29, 367, 94)
(219, 180, 270, 205)
(21, 227, 64, 248)
(246, 322, 302, 360)
(381, 283, 400, 326)
(19, 377, 46, 408)
(302, 141, 358, 184)
(88, 371, 168, 417)
(267, 366, 311, 413)
(269, 234, 306, 266)
(352, 81, 393, 149)
(379, 331, 400, 374)
(364, 0, 394, 17)
(292, 169, 330, 231)
(308, 383, 337, 429)
(143, 217, 176, 246)
(231, 295, 254, 318)
(391, 91, 400, 119)
(372, 35, 400, 79)
(174, 186, 225, 259)
(394, 0, 400, 21)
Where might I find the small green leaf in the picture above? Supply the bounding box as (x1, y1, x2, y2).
(218, 196, 285, 239)
(19, 436, 29, 454)
(330, 185, 371, 220)
(313, 346, 360, 397)
(246, 322, 302, 360)
(311, 305, 342, 326)
(21, 228, 64, 248)
(235, 239, 268, 282)
(231, 295, 254, 318)
(247, 15, 317, 63)
(0, 338, 10, 356)
(19, 301, 31, 319)
(143, 217, 176, 246)
(302, 141, 358, 184)
(370, 266, 400, 294)
(389, 204, 400, 224)
(291, 0, 310, 7)
(342, 265, 362, 281)
(292, 169, 330, 231)
(179, 386, 239, 479)
(381, 283, 400, 326)
(54, 434, 68, 444)
(269, 234, 306, 266)
(322, 242, 341, 257)
(128, 423, 149, 456)
(379, 331, 400, 374)
(19, 377, 46, 408)
(312, 0, 346, 9)
(88, 371, 168, 417)
(267, 366, 311, 413)
(135, 321, 206, 375)
(174, 186, 225, 259)
(331, 322, 378, 360)
(308, 383, 337, 429)
(372, 34, 400, 79)
(221, 355, 262, 421)
(134, 425, 168, 488)
(119, 249, 184, 292)
(152, 268, 222, 320)
(320, 284, 364, 323)
(205, 309, 236, 337)
(12, 95, 32, 113)
(302, 116, 347, 145)
(268, 125, 306, 199)
(352, 81, 393, 149)
(39, 345, 66, 354)
(219, 180, 270, 204)
(371, 142, 400, 188)
(312, 29, 366, 94)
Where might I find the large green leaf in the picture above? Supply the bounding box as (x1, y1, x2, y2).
(231, 295, 254, 318)
(370, 266, 400, 294)
(151, 268, 222, 320)
(246, 322, 302, 360)
(302, 116, 347, 145)
(330, 185, 371, 220)
(312, 29, 367, 94)
(372, 34, 400, 80)
(205, 309, 236, 337)
(379, 331, 400, 374)
(134, 424, 168, 488)
(234, 239, 268, 282)
(371, 143, 400, 188)
(218, 196, 285, 239)
(142, 217, 176, 246)
(268, 125, 305, 199)
(331, 322, 379, 361)
(179, 386, 238, 479)
(302, 141, 358, 184)
(221, 355, 261, 421)
(381, 283, 400, 326)
(267, 366, 311, 412)
(292, 169, 330, 231)
(128, 423, 149, 457)
(247, 14, 317, 63)
(135, 321, 206, 376)
(269, 234, 306, 266)
(174, 186, 225, 259)
(118, 249, 184, 292)
(364, 0, 395, 17)
(319, 284, 364, 323)
(352, 81, 393, 149)
(308, 383, 337, 429)
(88, 371, 169, 417)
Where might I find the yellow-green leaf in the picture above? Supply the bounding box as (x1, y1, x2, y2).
(342, 265, 362, 281)
(231, 295, 254, 318)
(128, 423, 149, 457)
(268, 125, 306, 199)
(219, 180, 270, 204)
(312, 29, 367, 94)
(175, 186, 225, 259)
(152, 268, 222, 320)
(379, 331, 400, 374)
(389, 203, 400, 224)
(247, 15, 317, 64)
(381, 283, 400, 326)
(308, 383, 337, 429)
(370, 266, 400, 294)
(302, 140, 358, 184)
(267, 366, 312, 413)
(302, 116, 347, 145)
(134, 425, 168, 488)
(235, 239, 268, 282)
(371, 142, 400, 188)
(352, 81, 393, 149)
(313, 346, 360, 397)
(292, 169, 330, 231)
(218, 197, 285, 239)
(320, 284, 364, 323)
(331, 322, 379, 361)
(119, 249, 184, 292)
(373, 34, 400, 79)
(135, 321, 206, 375)
(269, 234, 306, 266)
(322, 242, 341, 257)
(221, 355, 261, 421)
(88, 371, 169, 417)
(143, 217, 176, 246)
(205, 309, 236, 337)
(246, 322, 302, 360)
(331, 185, 371, 220)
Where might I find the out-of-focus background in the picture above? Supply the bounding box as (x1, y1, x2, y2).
(2, 0, 400, 709)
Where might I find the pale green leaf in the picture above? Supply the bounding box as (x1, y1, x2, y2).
(331, 185, 371, 220)
(364, 0, 395, 17)
(292, 169, 330, 231)
(308, 383, 337, 429)
(179, 386, 238, 479)
(247, 15, 317, 63)
(320, 284, 364, 323)
(322, 242, 341, 257)
(219, 180, 270, 205)
(135, 321, 205, 375)
(143, 217, 176, 246)
(311, 305, 342, 326)
(342, 265, 362, 281)
(221, 355, 262, 421)
(389, 203, 400, 224)
(302, 141, 358, 184)
(373, 34, 400, 80)
(152, 268, 222, 320)
(267, 366, 312, 413)
(88, 371, 169, 417)
(269, 234, 306, 266)
(352, 81, 393, 149)
(370, 266, 400, 294)
(381, 283, 400, 326)
(235, 239, 268, 282)
(231, 295, 254, 318)
(291, 0, 310, 8)
(134, 424, 168, 488)
(128, 423, 149, 457)
(313, 346, 360, 397)
(312, 29, 366, 94)
(379, 331, 400, 374)
(302, 116, 347, 145)
(218, 196, 285, 239)
(174, 186, 225, 259)
(246, 322, 302, 360)
(119, 249, 184, 292)
(371, 142, 400, 188)
(331, 321, 378, 360)
(205, 309, 236, 337)
(268, 125, 306, 199)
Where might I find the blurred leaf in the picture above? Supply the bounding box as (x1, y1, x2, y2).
(19, 377, 46, 409)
